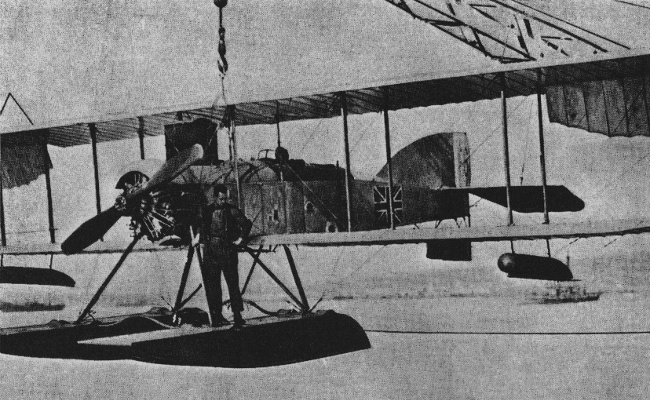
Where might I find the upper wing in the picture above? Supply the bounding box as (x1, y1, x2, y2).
(247, 218, 650, 247)
(5, 51, 650, 141)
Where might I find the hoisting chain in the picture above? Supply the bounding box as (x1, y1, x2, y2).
(214, 0, 228, 78)
(211, 0, 230, 112)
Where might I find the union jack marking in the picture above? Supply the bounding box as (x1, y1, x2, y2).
(373, 185, 403, 225)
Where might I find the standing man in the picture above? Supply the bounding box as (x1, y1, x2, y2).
(200, 184, 252, 328)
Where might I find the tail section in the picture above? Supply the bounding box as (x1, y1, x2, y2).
(376, 132, 470, 190)
(376, 133, 472, 261)
(376, 132, 584, 262)
(375, 132, 471, 224)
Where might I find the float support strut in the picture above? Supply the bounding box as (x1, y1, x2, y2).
(241, 246, 304, 309)
(241, 245, 263, 296)
(77, 233, 143, 323)
(283, 245, 309, 312)
(173, 240, 196, 315)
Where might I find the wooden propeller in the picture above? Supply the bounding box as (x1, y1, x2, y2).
(61, 144, 204, 255)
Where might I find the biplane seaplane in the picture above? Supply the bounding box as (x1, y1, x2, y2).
(3, 0, 650, 368)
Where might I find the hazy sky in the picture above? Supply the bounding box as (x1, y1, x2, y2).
(0, 0, 484, 129)
(3, 0, 650, 131)
(4, 6, 650, 397)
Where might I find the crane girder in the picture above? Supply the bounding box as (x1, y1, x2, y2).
(383, 0, 628, 63)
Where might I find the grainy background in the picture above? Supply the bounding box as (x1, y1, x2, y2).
(2, 0, 650, 398)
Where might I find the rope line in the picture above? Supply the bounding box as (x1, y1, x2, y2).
(365, 329, 650, 335)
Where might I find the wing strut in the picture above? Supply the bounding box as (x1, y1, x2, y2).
(340, 92, 353, 232)
(537, 69, 552, 256)
(0, 170, 5, 246)
(500, 73, 514, 226)
(382, 88, 396, 230)
(536, 69, 550, 224)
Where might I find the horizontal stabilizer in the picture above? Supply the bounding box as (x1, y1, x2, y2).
(0, 267, 75, 287)
(442, 186, 584, 212)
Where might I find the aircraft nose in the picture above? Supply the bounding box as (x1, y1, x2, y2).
(497, 253, 517, 273)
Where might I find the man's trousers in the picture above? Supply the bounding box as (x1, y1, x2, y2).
(200, 240, 244, 322)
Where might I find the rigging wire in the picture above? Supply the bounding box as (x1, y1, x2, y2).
(519, 85, 650, 255)
(298, 99, 338, 154)
(320, 245, 388, 301)
(581, 124, 650, 198)
(547, 82, 648, 217)
(518, 99, 534, 185)
(469, 197, 484, 208)
(278, 159, 342, 224)
(319, 247, 353, 299)
(613, 0, 650, 11)
(555, 134, 650, 253)
(350, 117, 381, 155)
(468, 96, 530, 163)
(298, 119, 329, 154)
